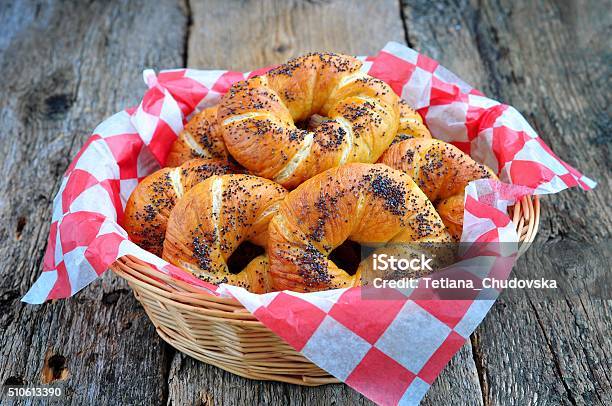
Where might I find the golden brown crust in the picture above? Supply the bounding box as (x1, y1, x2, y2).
(122, 158, 237, 256)
(235, 255, 271, 293)
(311, 99, 432, 145)
(378, 139, 497, 240)
(163, 174, 287, 293)
(391, 100, 432, 144)
(267, 163, 451, 292)
(166, 106, 228, 167)
(218, 53, 400, 188)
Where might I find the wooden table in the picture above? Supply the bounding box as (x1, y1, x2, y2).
(1, 1, 610, 404)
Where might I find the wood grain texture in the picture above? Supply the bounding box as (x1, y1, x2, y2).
(0, 0, 609, 405)
(174, 1, 392, 404)
(402, 0, 612, 404)
(181, 1, 484, 404)
(167, 352, 370, 405)
(187, 0, 406, 70)
(0, 0, 187, 404)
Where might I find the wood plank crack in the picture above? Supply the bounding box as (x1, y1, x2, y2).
(526, 297, 578, 406)
(397, 0, 415, 47)
(470, 333, 490, 406)
(161, 344, 176, 406)
(161, 2, 193, 404)
(182, 0, 193, 67)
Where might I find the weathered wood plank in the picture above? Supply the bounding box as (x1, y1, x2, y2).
(421, 342, 483, 406)
(167, 352, 371, 405)
(2, 0, 608, 405)
(0, 1, 187, 404)
(402, 0, 612, 404)
(171, 1, 484, 405)
(186, 0, 406, 70)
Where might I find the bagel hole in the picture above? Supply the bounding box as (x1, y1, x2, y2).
(294, 119, 311, 130)
(296, 114, 327, 131)
(328, 240, 370, 276)
(226, 241, 264, 274)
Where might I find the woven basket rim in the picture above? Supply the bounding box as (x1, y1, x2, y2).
(110, 195, 540, 384)
(113, 195, 540, 303)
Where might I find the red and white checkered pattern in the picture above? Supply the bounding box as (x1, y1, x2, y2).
(219, 178, 520, 405)
(24, 42, 594, 405)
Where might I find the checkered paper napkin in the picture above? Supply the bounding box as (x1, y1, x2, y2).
(24, 42, 594, 405)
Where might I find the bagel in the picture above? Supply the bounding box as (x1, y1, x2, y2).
(378, 139, 497, 240)
(123, 158, 236, 256)
(307, 99, 432, 143)
(267, 163, 451, 292)
(166, 106, 228, 167)
(163, 174, 287, 293)
(218, 52, 401, 188)
(391, 100, 432, 144)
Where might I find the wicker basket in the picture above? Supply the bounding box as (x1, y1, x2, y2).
(111, 195, 540, 386)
